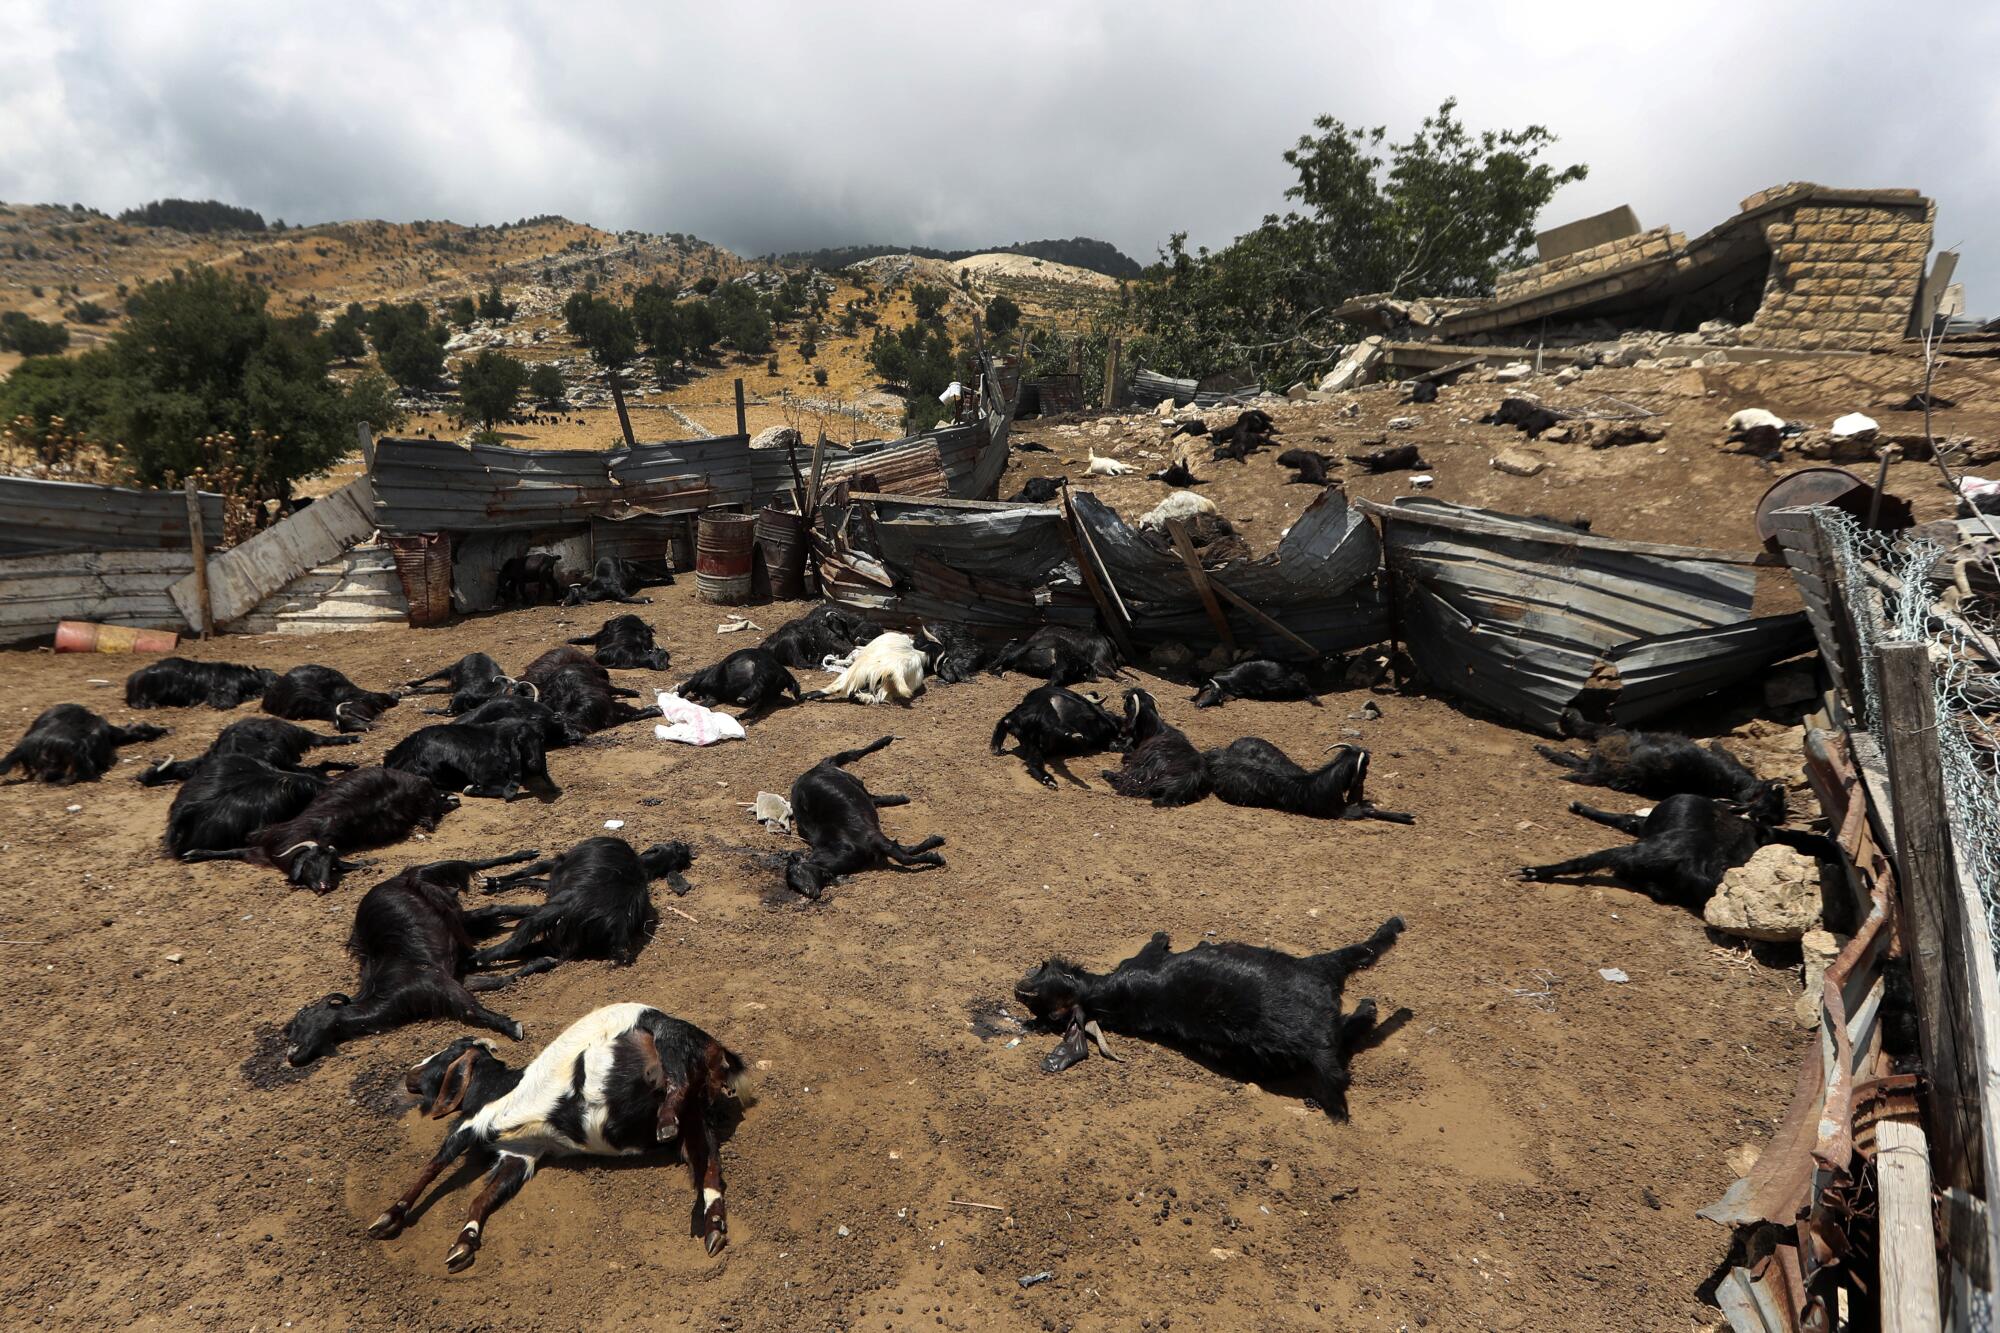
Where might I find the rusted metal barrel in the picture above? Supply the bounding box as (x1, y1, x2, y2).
(54, 621, 180, 654)
(754, 507, 808, 601)
(695, 512, 757, 604)
(387, 533, 455, 627)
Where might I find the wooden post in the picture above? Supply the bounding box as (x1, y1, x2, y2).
(1167, 519, 1236, 652)
(608, 373, 637, 449)
(184, 480, 213, 639)
(734, 378, 747, 438)
(1878, 641, 1981, 1196)
(356, 421, 376, 473)
(1102, 336, 1122, 411)
(1876, 1115, 1944, 1331)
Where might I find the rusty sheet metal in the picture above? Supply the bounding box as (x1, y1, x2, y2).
(0, 477, 224, 556)
(1604, 614, 1816, 723)
(1125, 369, 1262, 409)
(1365, 498, 1767, 735)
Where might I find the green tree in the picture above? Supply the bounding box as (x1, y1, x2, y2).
(71, 300, 113, 326)
(983, 293, 1021, 339)
(477, 284, 514, 321)
(456, 349, 528, 434)
(527, 363, 566, 405)
(343, 370, 407, 434)
(1134, 99, 1586, 385)
(325, 307, 368, 362)
(910, 282, 948, 322)
(447, 295, 478, 328)
(0, 312, 70, 356)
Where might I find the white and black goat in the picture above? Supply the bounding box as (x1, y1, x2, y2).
(1100, 689, 1208, 807)
(125, 658, 276, 710)
(1015, 916, 1406, 1117)
(365, 1003, 745, 1268)
(1206, 740, 1413, 824)
(282, 849, 542, 1065)
(0, 704, 165, 785)
(180, 766, 460, 893)
(679, 647, 803, 723)
(783, 735, 945, 899)
(262, 664, 399, 733)
(567, 614, 671, 671)
(990, 684, 1123, 789)
(468, 836, 694, 976)
(807, 631, 928, 706)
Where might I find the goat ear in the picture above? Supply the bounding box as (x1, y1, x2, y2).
(429, 1048, 479, 1120)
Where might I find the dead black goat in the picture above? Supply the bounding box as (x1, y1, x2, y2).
(1482, 396, 1562, 438)
(987, 625, 1127, 687)
(1534, 728, 1783, 815)
(1014, 916, 1407, 1117)
(1191, 659, 1321, 709)
(1205, 739, 1412, 823)
(1101, 688, 1208, 807)
(385, 722, 559, 802)
(917, 622, 989, 684)
(1275, 449, 1336, 486)
(467, 836, 695, 977)
(760, 603, 878, 671)
(990, 684, 1123, 789)
(1008, 476, 1065, 504)
(567, 614, 670, 671)
(263, 665, 399, 733)
(451, 695, 577, 748)
(125, 657, 276, 710)
(137, 716, 360, 786)
(1519, 794, 1835, 911)
(1346, 443, 1425, 474)
(495, 553, 562, 606)
(405, 653, 530, 717)
(1145, 460, 1203, 488)
(563, 556, 654, 606)
(164, 754, 328, 857)
(1207, 409, 1279, 464)
(523, 646, 662, 736)
(280, 849, 542, 1065)
(180, 766, 460, 893)
(0, 704, 166, 785)
(783, 735, 945, 899)
(678, 647, 801, 723)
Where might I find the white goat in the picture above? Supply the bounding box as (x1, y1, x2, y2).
(811, 631, 929, 705)
(1138, 490, 1218, 532)
(1084, 450, 1135, 477)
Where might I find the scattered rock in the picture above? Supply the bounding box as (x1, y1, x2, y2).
(1541, 425, 1574, 444)
(1196, 643, 1235, 675)
(1831, 412, 1880, 442)
(1553, 367, 1581, 386)
(1578, 420, 1667, 450)
(1491, 448, 1546, 478)
(1387, 417, 1418, 431)
(165, 952, 184, 964)
(1598, 967, 1630, 984)
(1285, 382, 1308, 401)
(1705, 845, 1825, 942)
(1726, 1144, 1762, 1178)
(1410, 474, 1435, 489)
(1317, 336, 1386, 393)
(1796, 929, 1846, 1028)
(749, 425, 802, 451)
(1495, 362, 1534, 383)
(1343, 652, 1389, 689)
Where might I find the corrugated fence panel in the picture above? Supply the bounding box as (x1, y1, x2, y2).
(172, 476, 377, 627)
(0, 477, 224, 556)
(0, 548, 194, 644)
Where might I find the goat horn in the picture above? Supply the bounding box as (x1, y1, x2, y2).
(518, 681, 539, 701)
(334, 701, 358, 719)
(275, 840, 321, 857)
(1083, 1019, 1120, 1061)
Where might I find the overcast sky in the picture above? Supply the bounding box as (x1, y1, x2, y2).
(3, 1, 1992, 304)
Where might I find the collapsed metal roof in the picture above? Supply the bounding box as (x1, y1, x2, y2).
(0, 476, 225, 557)
(1360, 498, 1806, 734)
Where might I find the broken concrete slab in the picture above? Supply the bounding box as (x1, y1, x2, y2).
(1705, 844, 1825, 942)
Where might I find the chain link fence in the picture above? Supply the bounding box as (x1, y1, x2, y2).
(1820, 509, 2000, 958)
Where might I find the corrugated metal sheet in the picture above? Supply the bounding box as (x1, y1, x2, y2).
(1365, 497, 1771, 734)
(371, 389, 1011, 535)
(1605, 614, 1815, 722)
(0, 548, 194, 644)
(171, 476, 377, 627)
(0, 477, 224, 556)
(1125, 370, 1264, 409)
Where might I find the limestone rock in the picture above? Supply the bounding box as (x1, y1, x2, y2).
(1317, 336, 1386, 394)
(1704, 845, 1824, 942)
(750, 425, 802, 451)
(1831, 412, 1880, 441)
(1553, 367, 1582, 386)
(1491, 448, 1546, 478)
(1495, 362, 1534, 383)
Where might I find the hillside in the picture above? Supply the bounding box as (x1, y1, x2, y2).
(0, 203, 1125, 451)
(773, 236, 1142, 280)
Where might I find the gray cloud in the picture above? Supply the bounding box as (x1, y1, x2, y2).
(3, 0, 1992, 304)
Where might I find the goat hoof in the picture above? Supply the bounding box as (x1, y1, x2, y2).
(507, 1021, 524, 1040)
(445, 1237, 478, 1272)
(367, 1208, 405, 1240)
(703, 1221, 727, 1257)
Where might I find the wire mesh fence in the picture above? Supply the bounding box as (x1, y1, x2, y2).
(1820, 509, 2000, 960)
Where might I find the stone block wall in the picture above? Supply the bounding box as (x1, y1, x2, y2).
(1494, 226, 1679, 301)
(1745, 191, 1933, 350)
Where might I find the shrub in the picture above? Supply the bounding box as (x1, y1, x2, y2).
(527, 363, 566, 405)
(0, 312, 70, 357)
(456, 350, 529, 432)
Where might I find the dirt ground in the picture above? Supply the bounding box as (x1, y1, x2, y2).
(11, 349, 1987, 1330)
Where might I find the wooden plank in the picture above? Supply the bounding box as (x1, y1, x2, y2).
(1207, 576, 1321, 657)
(610, 374, 637, 449)
(1878, 644, 1989, 1231)
(1877, 1116, 1945, 1331)
(1358, 498, 1764, 566)
(1059, 492, 1137, 664)
(184, 480, 212, 638)
(734, 378, 747, 438)
(1165, 519, 1237, 651)
(170, 477, 377, 627)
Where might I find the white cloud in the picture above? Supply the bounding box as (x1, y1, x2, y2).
(1, 0, 1991, 303)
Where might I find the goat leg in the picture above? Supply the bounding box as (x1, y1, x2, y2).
(1042, 1014, 1092, 1073)
(368, 1127, 476, 1239)
(446, 1152, 533, 1272)
(461, 902, 537, 933)
(677, 1093, 728, 1256)
(466, 958, 558, 990)
(1568, 801, 1648, 836)
(447, 982, 524, 1038)
(870, 792, 911, 807)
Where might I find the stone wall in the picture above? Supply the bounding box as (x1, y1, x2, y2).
(1494, 226, 1679, 301)
(1745, 190, 1934, 351)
